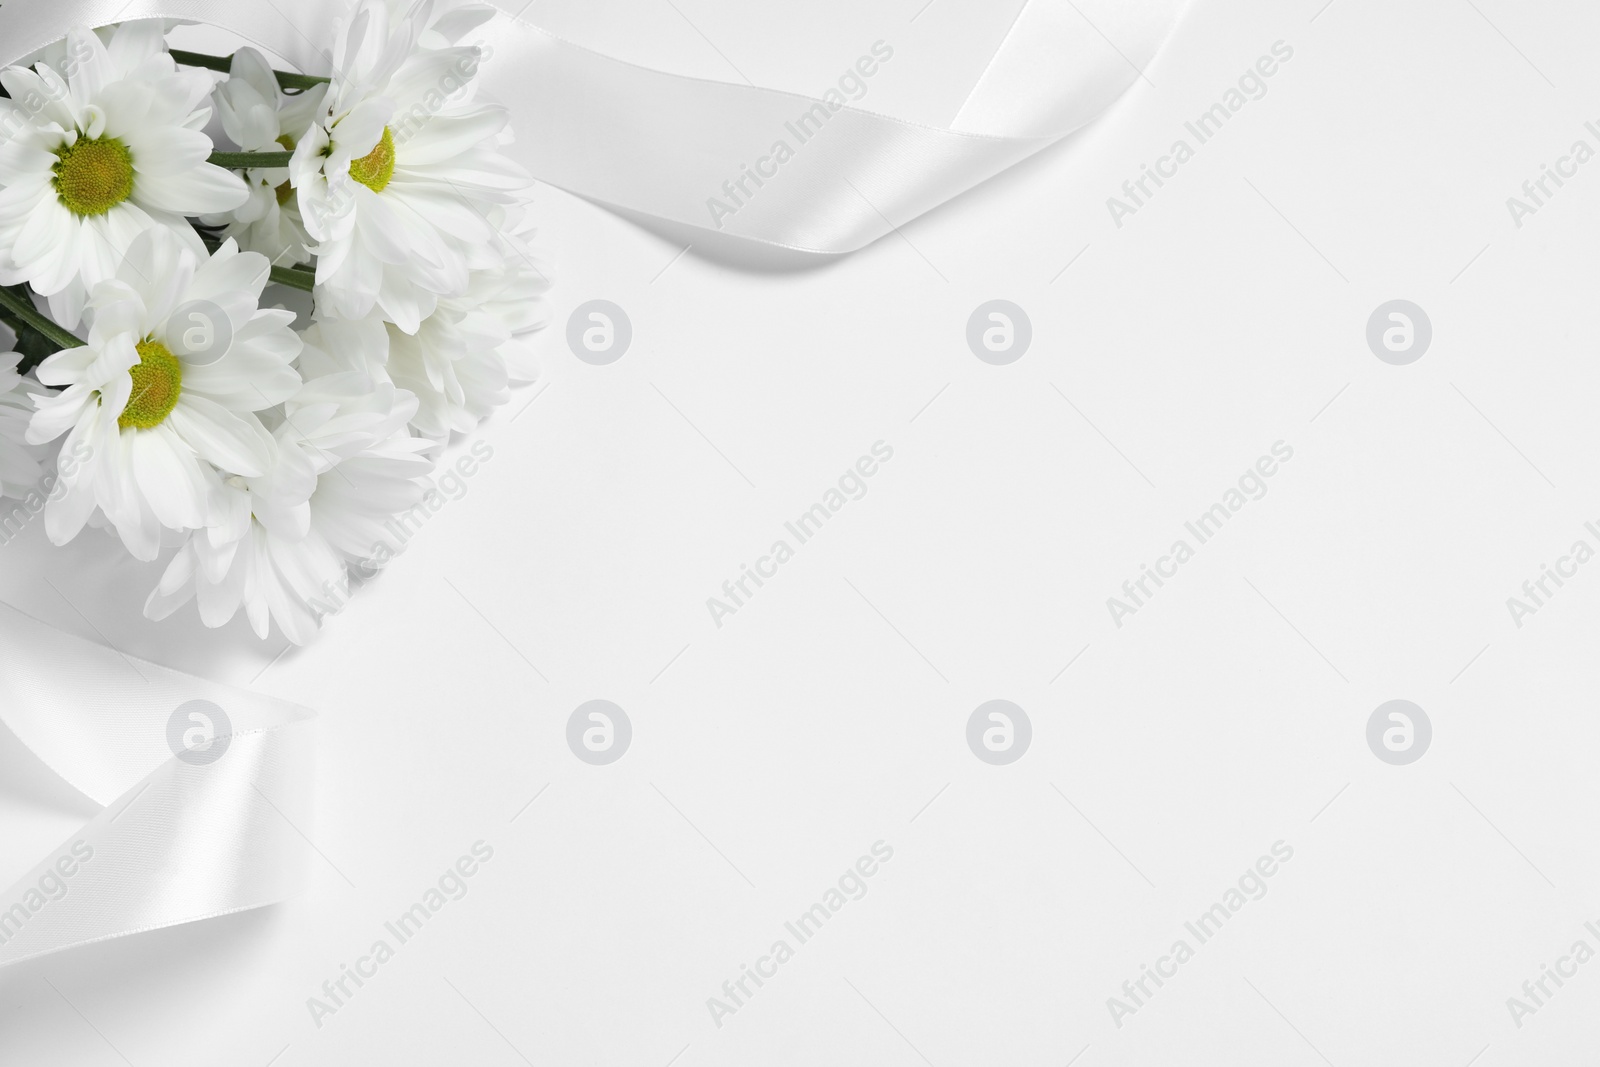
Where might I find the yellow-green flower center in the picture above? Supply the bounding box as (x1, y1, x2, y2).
(118, 340, 182, 430)
(274, 134, 296, 205)
(348, 127, 396, 193)
(53, 137, 135, 217)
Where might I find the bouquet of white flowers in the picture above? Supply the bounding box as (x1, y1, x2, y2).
(0, 3, 546, 644)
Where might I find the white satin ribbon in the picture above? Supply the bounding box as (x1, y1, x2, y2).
(0, 603, 313, 969)
(484, 0, 1186, 253)
(0, 0, 1183, 968)
(0, 0, 1186, 254)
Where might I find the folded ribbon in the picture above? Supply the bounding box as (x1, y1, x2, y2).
(0, 603, 313, 970)
(0, 0, 1187, 254)
(0, 0, 1185, 968)
(490, 0, 1187, 253)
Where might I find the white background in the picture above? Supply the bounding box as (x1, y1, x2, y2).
(5, 0, 1600, 1063)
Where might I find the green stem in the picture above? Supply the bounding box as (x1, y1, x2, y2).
(193, 226, 315, 293)
(170, 49, 330, 90)
(0, 286, 83, 352)
(269, 265, 317, 293)
(209, 150, 296, 170)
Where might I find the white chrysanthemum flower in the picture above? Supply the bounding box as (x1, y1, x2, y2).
(293, 380, 436, 568)
(146, 361, 434, 644)
(290, 0, 532, 332)
(464, 241, 549, 385)
(143, 430, 327, 643)
(293, 312, 392, 380)
(26, 228, 301, 560)
(0, 351, 45, 498)
(0, 22, 248, 328)
(389, 254, 547, 437)
(202, 48, 325, 267)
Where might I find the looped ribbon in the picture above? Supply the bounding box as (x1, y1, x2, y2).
(0, 603, 313, 969)
(0, 0, 1185, 967)
(490, 0, 1187, 253)
(0, 0, 1187, 254)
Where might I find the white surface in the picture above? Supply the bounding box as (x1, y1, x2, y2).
(5, 0, 1600, 1063)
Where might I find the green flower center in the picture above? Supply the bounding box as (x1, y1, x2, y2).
(348, 127, 395, 193)
(118, 340, 182, 430)
(53, 137, 135, 217)
(274, 134, 296, 205)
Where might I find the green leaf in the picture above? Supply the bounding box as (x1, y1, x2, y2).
(0, 310, 61, 376)
(0, 284, 83, 374)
